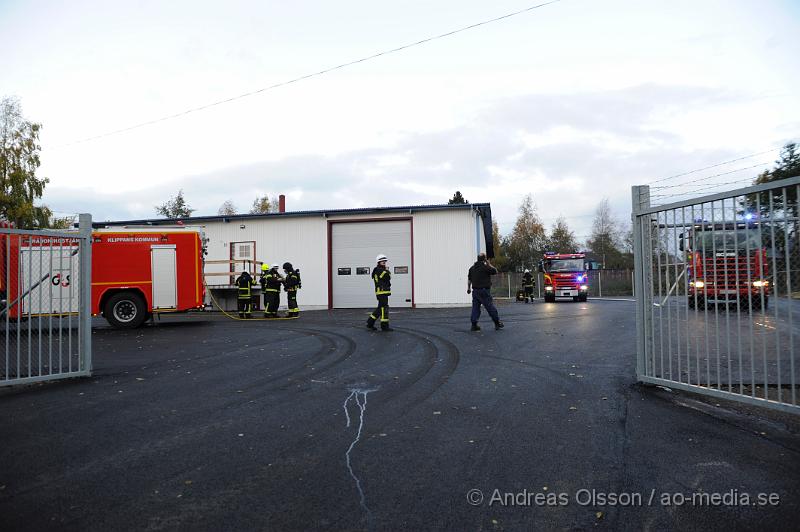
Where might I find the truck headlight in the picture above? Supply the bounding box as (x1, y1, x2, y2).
(753, 280, 768, 288)
(692, 281, 705, 288)
(545, 286, 553, 291)
(580, 285, 588, 291)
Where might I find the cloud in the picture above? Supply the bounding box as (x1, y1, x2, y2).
(42, 84, 778, 241)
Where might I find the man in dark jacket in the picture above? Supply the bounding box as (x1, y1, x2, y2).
(467, 253, 504, 331)
(366, 253, 392, 332)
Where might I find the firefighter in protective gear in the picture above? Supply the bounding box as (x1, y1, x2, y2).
(366, 254, 392, 331)
(260, 263, 284, 318)
(522, 269, 535, 303)
(234, 270, 255, 318)
(283, 262, 301, 318)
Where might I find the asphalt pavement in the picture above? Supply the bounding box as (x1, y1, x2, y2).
(1, 299, 799, 531)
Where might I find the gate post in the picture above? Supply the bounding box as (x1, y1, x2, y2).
(79, 214, 92, 373)
(631, 186, 651, 380)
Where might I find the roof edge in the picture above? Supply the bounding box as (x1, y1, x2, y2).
(93, 202, 491, 228)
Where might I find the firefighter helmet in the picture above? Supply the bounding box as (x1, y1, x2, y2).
(270, 263, 279, 270)
(524, 269, 530, 273)
(376, 254, 388, 263)
(261, 264, 269, 272)
(282, 262, 293, 271)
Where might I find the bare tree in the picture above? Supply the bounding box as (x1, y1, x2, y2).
(218, 200, 237, 216)
(587, 198, 626, 268)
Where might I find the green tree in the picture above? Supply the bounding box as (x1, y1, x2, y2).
(250, 195, 273, 214)
(0, 96, 50, 228)
(547, 216, 578, 253)
(490, 220, 509, 271)
(155, 189, 195, 218)
(218, 199, 237, 216)
(448, 191, 468, 204)
(506, 194, 547, 271)
(747, 142, 800, 216)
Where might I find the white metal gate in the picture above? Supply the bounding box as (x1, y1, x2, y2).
(1, 214, 93, 386)
(632, 178, 799, 413)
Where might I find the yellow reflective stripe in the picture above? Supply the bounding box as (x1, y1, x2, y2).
(380, 271, 388, 278)
(265, 288, 279, 292)
(376, 290, 391, 295)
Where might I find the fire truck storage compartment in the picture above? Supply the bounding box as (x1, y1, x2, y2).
(20, 245, 80, 315)
(151, 245, 177, 309)
(331, 220, 413, 308)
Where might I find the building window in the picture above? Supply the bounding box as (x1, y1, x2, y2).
(356, 267, 370, 275)
(394, 266, 409, 274)
(337, 268, 352, 275)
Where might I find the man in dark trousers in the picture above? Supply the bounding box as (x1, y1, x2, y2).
(234, 270, 255, 318)
(366, 254, 392, 332)
(522, 269, 535, 303)
(467, 253, 504, 331)
(260, 263, 284, 318)
(282, 262, 301, 318)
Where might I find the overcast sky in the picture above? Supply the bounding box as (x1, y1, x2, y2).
(2, 0, 798, 240)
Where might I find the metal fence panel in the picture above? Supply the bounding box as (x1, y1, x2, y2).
(493, 270, 634, 300)
(1, 215, 92, 386)
(632, 178, 800, 413)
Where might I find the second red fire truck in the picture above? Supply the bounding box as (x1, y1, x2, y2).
(539, 252, 590, 303)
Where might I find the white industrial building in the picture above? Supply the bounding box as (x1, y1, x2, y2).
(101, 202, 493, 310)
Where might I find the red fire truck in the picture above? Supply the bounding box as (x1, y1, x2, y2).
(682, 221, 770, 310)
(0, 226, 205, 328)
(539, 252, 589, 302)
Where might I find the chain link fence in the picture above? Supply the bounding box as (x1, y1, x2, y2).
(492, 270, 634, 300)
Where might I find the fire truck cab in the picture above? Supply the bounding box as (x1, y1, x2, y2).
(539, 252, 589, 303)
(0, 226, 206, 329)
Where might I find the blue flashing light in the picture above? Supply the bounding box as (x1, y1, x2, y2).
(744, 213, 754, 221)
(576, 275, 584, 282)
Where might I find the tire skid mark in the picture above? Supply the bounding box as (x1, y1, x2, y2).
(218, 327, 358, 408)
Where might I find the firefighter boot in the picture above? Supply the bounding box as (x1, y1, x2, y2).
(470, 322, 481, 331)
(366, 315, 377, 330)
(380, 322, 393, 332)
(494, 320, 504, 330)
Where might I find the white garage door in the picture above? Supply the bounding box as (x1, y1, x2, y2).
(332, 220, 413, 308)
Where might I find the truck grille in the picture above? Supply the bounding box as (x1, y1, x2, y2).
(701, 256, 761, 288)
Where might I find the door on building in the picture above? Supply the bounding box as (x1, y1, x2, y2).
(331, 220, 412, 308)
(151, 245, 177, 309)
(229, 240, 256, 283)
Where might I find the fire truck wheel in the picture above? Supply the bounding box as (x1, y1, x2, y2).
(578, 294, 587, 302)
(544, 293, 555, 303)
(105, 292, 147, 329)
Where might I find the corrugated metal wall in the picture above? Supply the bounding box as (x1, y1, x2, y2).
(201, 216, 329, 308)
(412, 209, 477, 306)
(199, 208, 484, 309)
